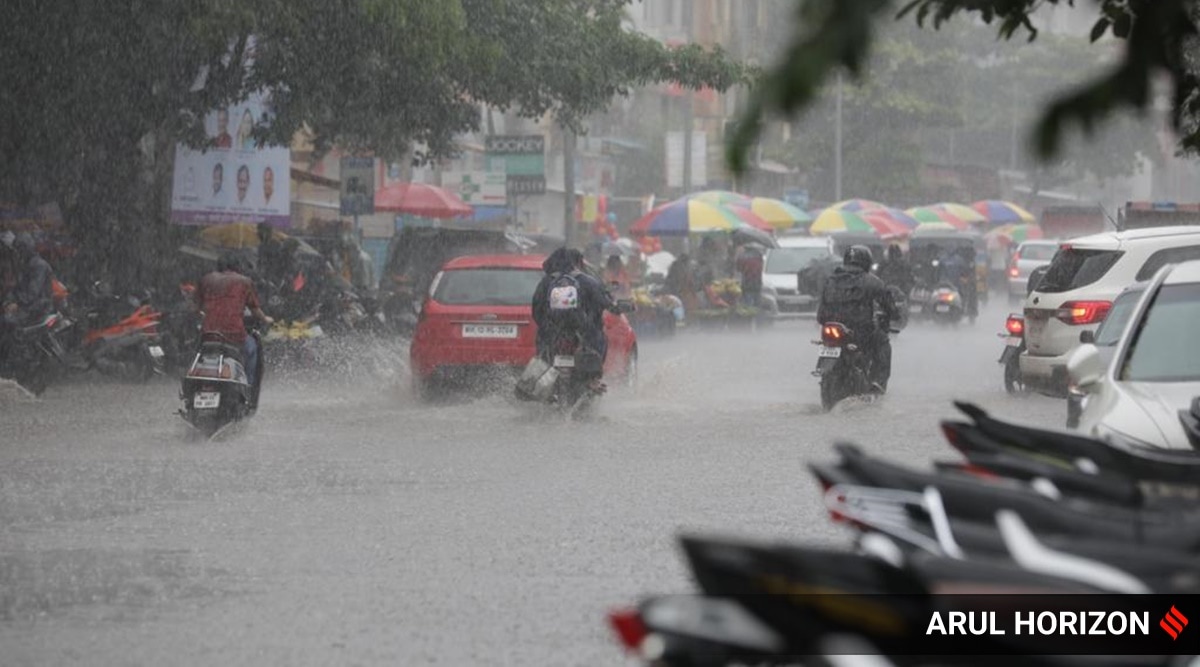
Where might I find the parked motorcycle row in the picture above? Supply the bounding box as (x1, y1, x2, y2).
(608, 401, 1200, 666)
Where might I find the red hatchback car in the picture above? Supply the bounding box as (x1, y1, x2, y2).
(409, 254, 638, 397)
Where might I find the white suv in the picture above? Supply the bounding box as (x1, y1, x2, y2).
(1020, 226, 1200, 393)
(761, 236, 836, 314)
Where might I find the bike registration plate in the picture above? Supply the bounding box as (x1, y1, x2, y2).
(148, 345, 164, 358)
(818, 346, 842, 358)
(1005, 336, 1022, 347)
(936, 304, 951, 313)
(193, 392, 220, 409)
(553, 355, 575, 368)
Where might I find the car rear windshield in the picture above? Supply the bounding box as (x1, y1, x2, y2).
(1093, 289, 1144, 346)
(1034, 248, 1123, 294)
(431, 268, 542, 306)
(765, 247, 830, 274)
(1120, 283, 1200, 382)
(1018, 244, 1058, 261)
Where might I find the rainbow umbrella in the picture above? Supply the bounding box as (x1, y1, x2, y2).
(830, 199, 887, 212)
(723, 205, 774, 232)
(986, 223, 1044, 246)
(731, 197, 812, 231)
(630, 200, 760, 236)
(972, 200, 1036, 225)
(862, 211, 912, 238)
(810, 209, 885, 236)
(687, 190, 751, 206)
(906, 206, 969, 230)
(933, 203, 988, 225)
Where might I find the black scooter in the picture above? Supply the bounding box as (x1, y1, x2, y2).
(178, 329, 264, 438)
(813, 290, 904, 412)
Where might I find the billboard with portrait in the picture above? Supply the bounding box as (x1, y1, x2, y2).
(170, 90, 291, 227)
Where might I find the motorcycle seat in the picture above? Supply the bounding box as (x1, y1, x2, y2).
(199, 341, 243, 360)
(829, 444, 1200, 550)
(950, 402, 1200, 482)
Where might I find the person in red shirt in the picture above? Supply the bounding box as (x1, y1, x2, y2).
(195, 253, 274, 406)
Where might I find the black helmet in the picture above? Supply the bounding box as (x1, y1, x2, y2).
(217, 251, 243, 273)
(844, 245, 874, 272)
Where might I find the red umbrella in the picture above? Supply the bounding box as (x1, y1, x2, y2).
(374, 182, 472, 219)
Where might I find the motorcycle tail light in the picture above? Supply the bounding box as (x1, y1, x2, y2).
(937, 292, 957, 303)
(1005, 315, 1024, 336)
(1008, 265, 1020, 278)
(1055, 300, 1111, 325)
(821, 324, 846, 347)
(608, 609, 648, 652)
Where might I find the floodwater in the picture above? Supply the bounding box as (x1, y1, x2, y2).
(0, 300, 1064, 665)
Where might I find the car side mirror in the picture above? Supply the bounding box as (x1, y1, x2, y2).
(1067, 343, 1104, 393)
(1079, 330, 1095, 345)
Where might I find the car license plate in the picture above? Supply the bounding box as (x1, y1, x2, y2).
(148, 345, 164, 358)
(1005, 336, 1022, 347)
(462, 324, 518, 338)
(553, 355, 575, 368)
(193, 392, 220, 409)
(936, 304, 950, 313)
(818, 346, 842, 358)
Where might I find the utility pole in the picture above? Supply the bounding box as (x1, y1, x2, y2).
(680, 0, 695, 196)
(563, 122, 577, 247)
(834, 71, 844, 201)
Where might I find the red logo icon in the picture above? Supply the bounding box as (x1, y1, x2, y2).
(1161, 606, 1189, 640)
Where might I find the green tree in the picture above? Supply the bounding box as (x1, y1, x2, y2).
(728, 0, 1197, 175)
(0, 0, 745, 286)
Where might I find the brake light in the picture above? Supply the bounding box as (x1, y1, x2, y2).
(1055, 300, 1111, 325)
(1005, 316, 1024, 336)
(1008, 265, 1020, 278)
(821, 324, 846, 347)
(608, 609, 648, 652)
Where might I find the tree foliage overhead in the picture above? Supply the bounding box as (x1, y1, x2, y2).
(0, 0, 745, 284)
(728, 0, 1200, 175)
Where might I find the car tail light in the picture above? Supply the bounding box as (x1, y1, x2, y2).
(1008, 265, 1020, 278)
(608, 609, 648, 652)
(1055, 300, 1111, 325)
(1005, 315, 1024, 336)
(821, 323, 846, 347)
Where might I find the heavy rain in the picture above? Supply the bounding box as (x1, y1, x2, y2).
(3, 1, 1200, 666)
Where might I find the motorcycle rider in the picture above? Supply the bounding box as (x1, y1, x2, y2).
(876, 243, 914, 295)
(817, 245, 899, 393)
(0, 233, 56, 376)
(532, 247, 617, 393)
(195, 253, 274, 408)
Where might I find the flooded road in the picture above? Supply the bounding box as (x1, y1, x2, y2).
(1, 303, 1065, 665)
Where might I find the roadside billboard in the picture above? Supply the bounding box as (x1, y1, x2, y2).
(170, 90, 291, 228)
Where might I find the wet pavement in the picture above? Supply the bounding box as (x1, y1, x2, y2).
(0, 300, 1065, 665)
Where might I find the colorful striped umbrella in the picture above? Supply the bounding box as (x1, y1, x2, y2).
(870, 207, 920, 229)
(986, 223, 1044, 246)
(862, 211, 912, 238)
(630, 200, 763, 236)
(972, 200, 1036, 225)
(933, 203, 988, 225)
(810, 209, 885, 236)
(731, 197, 813, 231)
(723, 205, 774, 232)
(830, 199, 887, 212)
(906, 206, 970, 230)
(687, 190, 751, 206)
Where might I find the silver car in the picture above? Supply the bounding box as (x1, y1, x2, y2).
(1068, 260, 1200, 449)
(1007, 240, 1059, 302)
